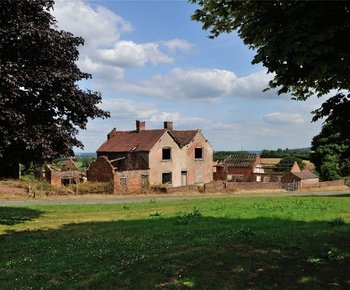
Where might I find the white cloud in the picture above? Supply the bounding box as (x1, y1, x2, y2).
(99, 99, 158, 120)
(150, 112, 180, 122)
(79, 56, 125, 80)
(118, 68, 284, 102)
(52, 0, 191, 81)
(263, 112, 305, 124)
(231, 70, 279, 99)
(161, 39, 194, 53)
(52, 0, 132, 46)
(121, 68, 237, 102)
(97, 41, 173, 68)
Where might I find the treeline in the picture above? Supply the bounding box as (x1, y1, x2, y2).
(214, 148, 310, 161)
(260, 148, 310, 160)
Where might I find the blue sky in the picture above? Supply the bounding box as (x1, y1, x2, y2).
(52, 0, 324, 152)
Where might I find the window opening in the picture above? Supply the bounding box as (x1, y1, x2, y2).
(195, 148, 203, 159)
(162, 147, 171, 160)
(120, 177, 128, 187)
(162, 172, 172, 184)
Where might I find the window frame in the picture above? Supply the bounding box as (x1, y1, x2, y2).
(119, 177, 128, 187)
(162, 171, 172, 185)
(194, 147, 203, 160)
(162, 147, 171, 161)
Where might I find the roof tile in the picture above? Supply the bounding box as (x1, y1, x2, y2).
(97, 129, 198, 153)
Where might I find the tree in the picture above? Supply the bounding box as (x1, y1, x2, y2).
(190, 1, 350, 155)
(0, 0, 109, 176)
(310, 121, 349, 180)
(275, 156, 305, 172)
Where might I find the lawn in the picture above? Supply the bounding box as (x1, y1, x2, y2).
(0, 196, 349, 289)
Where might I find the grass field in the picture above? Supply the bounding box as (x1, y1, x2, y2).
(1, 196, 349, 289)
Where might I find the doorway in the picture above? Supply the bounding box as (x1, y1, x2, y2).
(181, 171, 188, 186)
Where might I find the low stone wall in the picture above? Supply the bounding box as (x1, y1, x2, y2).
(225, 182, 282, 191)
(164, 185, 201, 193)
(318, 179, 345, 187)
(204, 181, 282, 192)
(204, 181, 225, 192)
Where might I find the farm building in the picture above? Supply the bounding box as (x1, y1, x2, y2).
(87, 120, 213, 193)
(214, 154, 264, 182)
(45, 159, 84, 186)
(215, 154, 302, 183)
(281, 170, 319, 189)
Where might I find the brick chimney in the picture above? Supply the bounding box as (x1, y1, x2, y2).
(164, 121, 173, 130)
(136, 120, 145, 132)
(107, 128, 117, 140)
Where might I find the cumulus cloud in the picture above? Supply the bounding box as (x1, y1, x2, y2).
(120, 68, 237, 102)
(118, 68, 282, 102)
(52, 0, 132, 46)
(231, 70, 278, 99)
(52, 0, 191, 81)
(161, 39, 194, 53)
(99, 99, 158, 119)
(79, 56, 125, 80)
(98, 99, 182, 125)
(97, 41, 173, 68)
(263, 112, 305, 124)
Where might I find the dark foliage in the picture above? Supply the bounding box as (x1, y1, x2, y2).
(190, 0, 350, 171)
(311, 121, 350, 180)
(261, 148, 310, 160)
(0, 0, 109, 169)
(275, 156, 305, 172)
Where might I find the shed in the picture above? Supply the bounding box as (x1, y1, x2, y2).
(281, 170, 319, 189)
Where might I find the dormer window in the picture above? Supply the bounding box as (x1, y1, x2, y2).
(195, 147, 203, 159)
(162, 147, 171, 160)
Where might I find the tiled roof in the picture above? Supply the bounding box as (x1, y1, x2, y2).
(291, 171, 319, 180)
(170, 130, 198, 146)
(223, 154, 258, 167)
(97, 130, 166, 152)
(97, 129, 198, 153)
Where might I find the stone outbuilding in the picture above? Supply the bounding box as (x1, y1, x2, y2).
(45, 159, 83, 186)
(87, 120, 213, 193)
(281, 170, 319, 189)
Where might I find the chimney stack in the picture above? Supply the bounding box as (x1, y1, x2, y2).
(107, 128, 117, 139)
(136, 120, 145, 132)
(164, 121, 173, 130)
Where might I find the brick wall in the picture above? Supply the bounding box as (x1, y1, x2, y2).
(114, 170, 149, 194)
(319, 180, 345, 187)
(87, 157, 114, 182)
(225, 182, 282, 191)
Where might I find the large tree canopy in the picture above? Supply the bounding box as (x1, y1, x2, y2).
(0, 0, 109, 170)
(310, 120, 350, 180)
(190, 0, 350, 120)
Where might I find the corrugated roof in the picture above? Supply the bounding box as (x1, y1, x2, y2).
(97, 129, 198, 153)
(223, 154, 258, 167)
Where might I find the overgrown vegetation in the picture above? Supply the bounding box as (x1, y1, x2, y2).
(0, 196, 349, 289)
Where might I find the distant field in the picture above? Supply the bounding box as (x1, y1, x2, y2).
(261, 158, 315, 170)
(1, 196, 349, 289)
(261, 157, 281, 165)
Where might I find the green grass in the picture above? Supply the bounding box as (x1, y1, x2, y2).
(0, 196, 350, 289)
